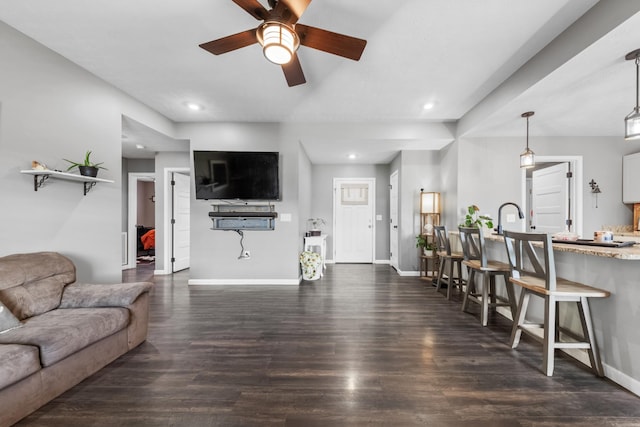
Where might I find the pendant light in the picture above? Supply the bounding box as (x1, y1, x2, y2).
(257, 22, 299, 65)
(625, 49, 640, 140)
(520, 111, 535, 168)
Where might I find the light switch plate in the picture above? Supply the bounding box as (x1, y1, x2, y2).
(376, 215, 383, 221)
(280, 213, 292, 222)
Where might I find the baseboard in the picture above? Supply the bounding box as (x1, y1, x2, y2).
(188, 279, 299, 286)
(396, 269, 420, 277)
(374, 259, 390, 265)
(154, 269, 170, 275)
(604, 363, 640, 397)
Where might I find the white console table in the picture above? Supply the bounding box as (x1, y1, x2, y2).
(304, 234, 327, 275)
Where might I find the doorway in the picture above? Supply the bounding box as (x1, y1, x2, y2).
(333, 178, 376, 263)
(521, 156, 583, 237)
(126, 172, 156, 270)
(389, 171, 399, 270)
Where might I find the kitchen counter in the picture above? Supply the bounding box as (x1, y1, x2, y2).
(449, 230, 640, 260)
(484, 232, 640, 261)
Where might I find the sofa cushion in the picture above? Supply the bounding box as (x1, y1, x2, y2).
(60, 282, 153, 308)
(0, 307, 129, 367)
(0, 344, 41, 389)
(0, 300, 22, 334)
(0, 252, 76, 320)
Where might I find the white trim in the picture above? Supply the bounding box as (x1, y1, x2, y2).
(125, 172, 155, 270)
(188, 279, 300, 286)
(604, 363, 640, 397)
(395, 269, 421, 277)
(374, 259, 390, 265)
(332, 177, 376, 263)
(520, 155, 583, 237)
(163, 167, 190, 274)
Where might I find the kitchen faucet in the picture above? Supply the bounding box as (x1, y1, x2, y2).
(495, 202, 525, 235)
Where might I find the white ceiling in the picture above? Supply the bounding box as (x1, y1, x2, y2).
(1, 0, 638, 163)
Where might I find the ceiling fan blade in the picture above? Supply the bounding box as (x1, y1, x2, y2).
(296, 24, 367, 61)
(199, 29, 258, 55)
(282, 53, 306, 86)
(232, 0, 269, 20)
(274, 0, 311, 24)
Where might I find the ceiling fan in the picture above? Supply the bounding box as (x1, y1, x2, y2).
(199, 0, 367, 87)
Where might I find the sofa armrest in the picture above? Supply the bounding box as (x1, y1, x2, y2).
(59, 282, 153, 309)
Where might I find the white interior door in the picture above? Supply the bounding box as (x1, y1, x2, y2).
(389, 171, 399, 270)
(172, 172, 190, 272)
(531, 162, 570, 234)
(334, 178, 375, 263)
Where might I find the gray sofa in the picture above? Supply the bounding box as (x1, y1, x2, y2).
(0, 252, 153, 426)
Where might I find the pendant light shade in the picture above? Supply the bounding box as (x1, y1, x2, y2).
(625, 49, 640, 140)
(520, 111, 535, 168)
(257, 22, 299, 65)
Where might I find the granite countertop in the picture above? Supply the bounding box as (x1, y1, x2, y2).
(449, 230, 640, 261)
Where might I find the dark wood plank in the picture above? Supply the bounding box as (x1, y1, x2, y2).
(15, 264, 640, 426)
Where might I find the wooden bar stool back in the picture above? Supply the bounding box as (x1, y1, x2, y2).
(433, 225, 464, 300)
(502, 230, 610, 376)
(458, 226, 517, 326)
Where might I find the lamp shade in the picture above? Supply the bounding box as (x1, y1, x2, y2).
(520, 148, 535, 168)
(625, 108, 640, 140)
(420, 192, 440, 214)
(258, 22, 298, 65)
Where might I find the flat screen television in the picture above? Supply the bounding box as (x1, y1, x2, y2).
(193, 150, 280, 200)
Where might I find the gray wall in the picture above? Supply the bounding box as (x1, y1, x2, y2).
(176, 123, 301, 283)
(0, 21, 172, 282)
(310, 163, 391, 262)
(455, 137, 637, 237)
(297, 145, 312, 255)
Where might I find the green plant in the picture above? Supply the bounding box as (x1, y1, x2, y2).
(461, 205, 494, 229)
(64, 150, 107, 171)
(415, 235, 436, 250)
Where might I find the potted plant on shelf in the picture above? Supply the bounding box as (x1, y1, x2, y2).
(64, 150, 107, 178)
(461, 205, 494, 229)
(416, 235, 436, 256)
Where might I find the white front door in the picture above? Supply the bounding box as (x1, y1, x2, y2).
(172, 172, 190, 272)
(531, 162, 570, 234)
(389, 171, 399, 270)
(334, 178, 375, 263)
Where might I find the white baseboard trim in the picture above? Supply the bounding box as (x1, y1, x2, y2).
(188, 278, 299, 286)
(396, 269, 420, 277)
(154, 269, 171, 275)
(374, 259, 390, 265)
(604, 363, 640, 397)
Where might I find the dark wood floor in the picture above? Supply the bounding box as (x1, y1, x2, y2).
(16, 264, 640, 426)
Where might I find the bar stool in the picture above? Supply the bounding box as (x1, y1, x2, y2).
(458, 226, 517, 326)
(503, 230, 610, 376)
(433, 225, 464, 300)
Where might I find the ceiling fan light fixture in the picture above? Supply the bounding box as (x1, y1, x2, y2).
(258, 22, 299, 65)
(625, 49, 640, 140)
(520, 111, 535, 169)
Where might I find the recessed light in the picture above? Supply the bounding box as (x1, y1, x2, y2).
(348, 154, 357, 159)
(135, 144, 145, 150)
(423, 102, 435, 110)
(185, 102, 204, 111)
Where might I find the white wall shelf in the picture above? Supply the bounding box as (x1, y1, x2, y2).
(20, 169, 114, 195)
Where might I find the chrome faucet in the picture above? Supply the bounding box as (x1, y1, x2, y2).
(495, 202, 525, 235)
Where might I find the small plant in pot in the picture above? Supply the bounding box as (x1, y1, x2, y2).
(64, 151, 107, 177)
(461, 205, 494, 229)
(416, 235, 437, 256)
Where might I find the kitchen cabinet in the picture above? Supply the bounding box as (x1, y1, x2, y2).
(623, 152, 640, 203)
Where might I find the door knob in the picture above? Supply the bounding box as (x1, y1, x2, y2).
(531, 225, 536, 230)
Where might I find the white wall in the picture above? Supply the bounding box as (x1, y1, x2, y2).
(0, 21, 173, 282)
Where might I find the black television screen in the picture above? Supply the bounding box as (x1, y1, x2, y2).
(193, 150, 280, 200)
